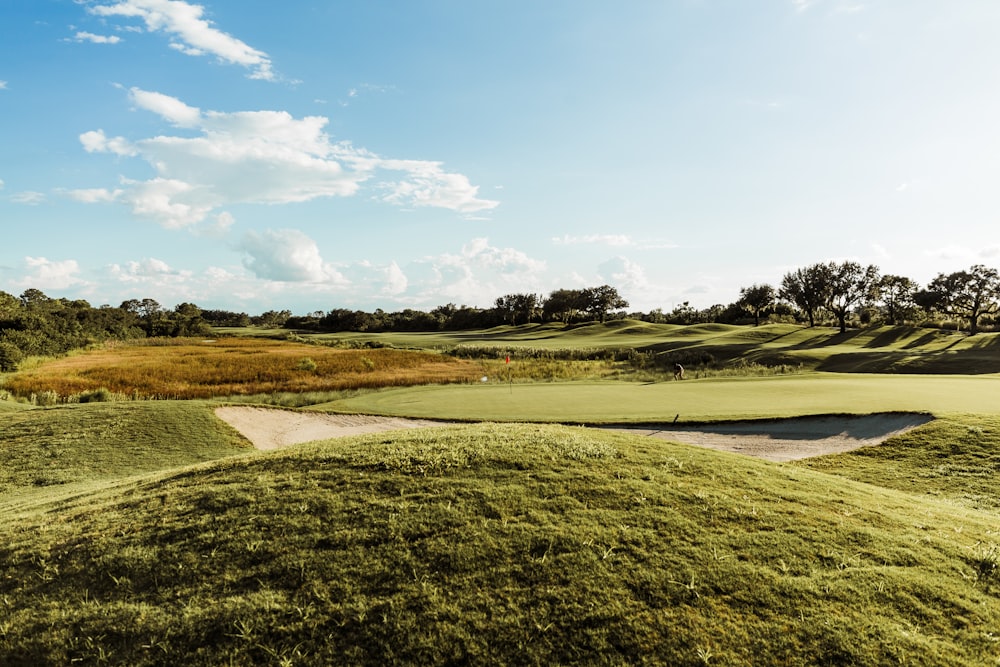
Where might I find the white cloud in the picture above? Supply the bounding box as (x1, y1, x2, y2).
(382, 261, 408, 295)
(239, 229, 347, 284)
(130, 88, 201, 126)
(598, 256, 649, 292)
(13, 257, 85, 290)
(89, 0, 275, 80)
(0, 80, 8, 90)
(109, 257, 189, 283)
(121, 177, 219, 230)
(78, 89, 499, 229)
(390, 237, 547, 306)
(0, 178, 4, 189)
(66, 187, 124, 203)
(74, 31, 122, 44)
(10, 191, 45, 205)
(80, 129, 137, 156)
(382, 170, 498, 215)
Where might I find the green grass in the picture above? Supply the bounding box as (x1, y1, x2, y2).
(799, 413, 1000, 512)
(3, 419, 1000, 665)
(0, 401, 250, 512)
(310, 373, 1000, 422)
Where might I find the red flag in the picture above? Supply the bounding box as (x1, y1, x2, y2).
(505, 354, 510, 364)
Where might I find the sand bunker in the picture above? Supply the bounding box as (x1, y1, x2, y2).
(214, 407, 452, 451)
(601, 413, 933, 462)
(215, 407, 932, 462)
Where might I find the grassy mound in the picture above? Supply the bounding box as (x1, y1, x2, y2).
(283, 322, 1000, 375)
(2, 421, 999, 665)
(0, 401, 250, 506)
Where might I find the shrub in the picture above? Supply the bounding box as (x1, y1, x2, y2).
(77, 387, 117, 403)
(0, 341, 23, 372)
(295, 357, 318, 372)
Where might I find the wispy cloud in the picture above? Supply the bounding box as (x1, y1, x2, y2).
(74, 88, 498, 229)
(339, 83, 397, 107)
(10, 191, 46, 205)
(88, 0, 275, 80)
(109, 257, 190, 284)
(0, 80, 7, 90)
(553, 234, 634, 247)
(73, 31, 122, 44)
(791, 0, 866, 16)
(552, 234, 678, 250)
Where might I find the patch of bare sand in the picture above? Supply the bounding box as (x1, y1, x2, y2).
(601, 413, 934, 462)
(214, 407, 453, 450)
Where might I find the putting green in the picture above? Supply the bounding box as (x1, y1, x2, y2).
(316, 373, 1000, 422)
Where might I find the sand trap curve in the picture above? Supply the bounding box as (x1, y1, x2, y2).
(215, 407, 932, 462)
(601, 413, 934, 462)
(215, 407, 453, 451)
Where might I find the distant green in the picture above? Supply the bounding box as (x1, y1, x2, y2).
(313, 373, 1000, 422)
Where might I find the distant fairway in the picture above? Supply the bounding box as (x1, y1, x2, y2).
(315, 373, 1000, 422)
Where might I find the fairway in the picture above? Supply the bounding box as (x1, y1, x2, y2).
(316, 373, 1000, 422)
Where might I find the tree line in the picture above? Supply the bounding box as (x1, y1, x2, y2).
(1, 263, 998, 372)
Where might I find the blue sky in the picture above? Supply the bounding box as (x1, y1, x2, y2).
(2, 1, 999, 315)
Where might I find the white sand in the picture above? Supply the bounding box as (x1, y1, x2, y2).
(601, 413, 933, 462)
(214, 407, 932, 462)
(214, 407, 452, 450)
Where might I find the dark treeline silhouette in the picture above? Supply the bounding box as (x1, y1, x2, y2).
(2, 265, 999, 372)
(0, 291, 210, 372)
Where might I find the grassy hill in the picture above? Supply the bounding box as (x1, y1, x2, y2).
(0, 402, 250, 515)
(269, 321, 1000, 375)
(2, 403, 1000, 665)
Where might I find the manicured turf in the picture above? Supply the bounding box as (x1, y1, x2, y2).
(312, 373, 1000, 422)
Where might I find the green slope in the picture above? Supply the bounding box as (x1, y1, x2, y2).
(258, 321, 997, 375)
(1, 422, 999, 666)
(0, 401, 251, 511)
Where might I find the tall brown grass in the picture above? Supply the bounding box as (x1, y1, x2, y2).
(3, 338, 480, 400)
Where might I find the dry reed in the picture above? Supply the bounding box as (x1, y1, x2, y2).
(4, 338, 480, 400)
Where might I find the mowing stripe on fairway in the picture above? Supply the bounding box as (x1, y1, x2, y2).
(315, 373, 1000, 422)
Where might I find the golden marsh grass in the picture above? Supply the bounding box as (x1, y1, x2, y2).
(3, 338, 480, 399)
